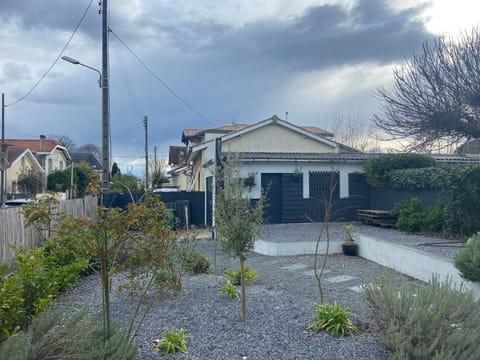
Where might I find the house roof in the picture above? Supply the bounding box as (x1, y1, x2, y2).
(6, 139, 64, 153)
(70, 152, 102, 170)
(239, 152, 480, 163)
(181, 117, 334, 144)
(168, 146, 187, 166)
(6, 148, 44, 172)
(5, 137, 71, 161)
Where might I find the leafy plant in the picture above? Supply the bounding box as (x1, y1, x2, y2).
(220, 280, 239, 300)
(0, 246, 86, 340)
(0, 306, 137, 360)
(391, 198, 444, 233)
(155, 328, 190, 355)
(454, 232, 480, 283)
(341, 224, 354, 242)
(363, 271, 480, 359)
(307, 302, 360, 337)
(224, 265, 258, 286)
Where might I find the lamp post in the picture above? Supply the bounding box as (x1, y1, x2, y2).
(61, 55, 110, 197)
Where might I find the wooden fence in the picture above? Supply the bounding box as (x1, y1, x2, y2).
(0, 196, 98, 264)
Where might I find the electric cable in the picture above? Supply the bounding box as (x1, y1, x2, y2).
(109, 28, 217, 128)
(6, 0, 95, 107)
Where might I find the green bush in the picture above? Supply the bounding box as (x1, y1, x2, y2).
(363, 271, 480, 360)
(0, 245, 87, 340)
(0, 307, 137, 360)
(363, 154, 435, 187)
(391, 198, 444, 233)
(307, 302, 360, 337)
(224, 265, 258, 286)
(182, 251, 210, 275)
(454, 232, 480, 283)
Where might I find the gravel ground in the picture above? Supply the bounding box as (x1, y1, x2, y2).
(261, 222, 465, 260)
(53, 230, 427, 360)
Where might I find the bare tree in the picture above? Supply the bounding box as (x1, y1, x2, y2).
(327, 112, 375, 151)
(49, 134, 76, 151)
(76, 143, 101, 158)
(374, 27, 480, 151)
(149, 157, 169, 188)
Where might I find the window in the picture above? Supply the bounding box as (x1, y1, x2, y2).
(60, 161, 64, 170)
(48, 158, 53, 172)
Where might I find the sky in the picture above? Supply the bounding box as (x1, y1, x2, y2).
(0, 0, 479, 176)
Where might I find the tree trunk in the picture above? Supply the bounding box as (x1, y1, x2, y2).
(240, 258, 246, 321)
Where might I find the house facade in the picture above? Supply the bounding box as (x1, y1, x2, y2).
(180, 115, 367, 225)
(5, 148, 44, 196)
(4, 135, 71, 193)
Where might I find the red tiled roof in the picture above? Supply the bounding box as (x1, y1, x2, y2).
(5, 139, 64, 153)
(182, 129, 202, 137)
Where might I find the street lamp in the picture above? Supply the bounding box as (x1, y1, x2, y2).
(61, 55, 110, 197)
(61, 56, 102, 86)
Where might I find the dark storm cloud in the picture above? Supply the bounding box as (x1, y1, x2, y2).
(0, 0, 100, 39)
(144, 0, 434, 72)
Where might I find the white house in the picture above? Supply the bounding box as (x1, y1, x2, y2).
(180, 115, 368, 225)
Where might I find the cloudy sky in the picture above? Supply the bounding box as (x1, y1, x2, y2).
(0, 0, 479, 175)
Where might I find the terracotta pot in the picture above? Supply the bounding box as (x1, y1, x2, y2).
(342, 242, 358, 256)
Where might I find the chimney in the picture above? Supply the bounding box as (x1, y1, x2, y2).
(39, 135, 46, 152)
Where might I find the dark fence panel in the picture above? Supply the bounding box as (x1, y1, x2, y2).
(370, 188, 442, 211)
(281, 173, 304, 223)
(102, 191, 205, 227)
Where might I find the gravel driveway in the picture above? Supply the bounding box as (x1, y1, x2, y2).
(54, 234, 423, 360)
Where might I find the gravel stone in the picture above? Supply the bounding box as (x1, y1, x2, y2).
(54, 223, 444, 360)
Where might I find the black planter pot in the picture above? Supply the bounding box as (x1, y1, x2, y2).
(342, 242, 358, 256)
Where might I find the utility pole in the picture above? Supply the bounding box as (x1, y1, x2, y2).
(1, 93, 5, 206)
(101, 0, 110, 195)
(144, 115, 149, 190)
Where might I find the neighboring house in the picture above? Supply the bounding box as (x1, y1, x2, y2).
(179, 115, 365, 225)
(5, 135, 71, 192)
(70, 151, 102, 176)
(5, 148, 44, 196)
(168, 145, 188, 190)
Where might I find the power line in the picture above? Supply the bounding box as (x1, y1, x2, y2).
(111, 120, 143, 138)
(6, 0, 95, 107)
(109, 28, 218, 128)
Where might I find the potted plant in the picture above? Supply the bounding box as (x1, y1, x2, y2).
(341, 224, 358, 256)
(244, 173, 255, 187)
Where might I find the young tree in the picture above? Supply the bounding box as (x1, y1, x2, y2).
(48, 134, 76, 151)
(215, 154, 264, 320)
(17, 167, 42, 196)
(375, 27, 480, 151)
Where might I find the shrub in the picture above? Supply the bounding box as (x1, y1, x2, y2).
(391, 198, 444, 233)
(155, 328, 190, 355)
(363, 271, 480, 360)
(454, 232, 480, 283)
(220, 280, 239, 300)
(182, 251, 210, 274)
(224, 265, 258, 286)
(363, 154, 435, 187)
(307, 302, 360, 337)
(0, 307, 137, 360)
(0, 246, 86, 340)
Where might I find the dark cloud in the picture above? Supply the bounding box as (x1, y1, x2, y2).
(147, 0, 434, 72)
(0, 0, 101, 39)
